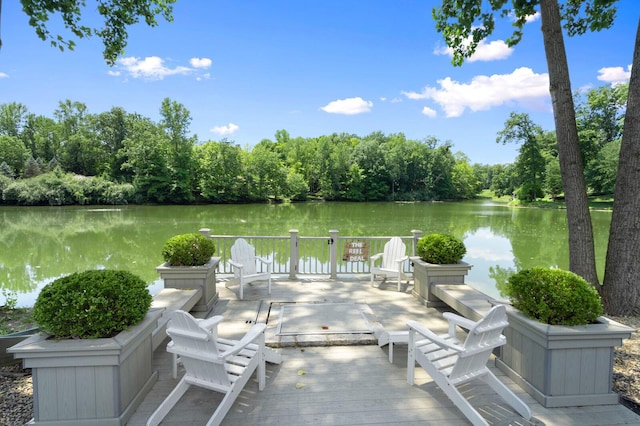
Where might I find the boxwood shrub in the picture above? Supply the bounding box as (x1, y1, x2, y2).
(33, 269, 152, 339)
(504, 267, 603, 326)
(416, 233, 466, 264)
(161, 233, 215, 266)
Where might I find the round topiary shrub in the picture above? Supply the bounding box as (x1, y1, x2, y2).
(504, 267, 603, 326)
(161, 233, 215, 266)
(33, 269, 152, 339)
(417, 233, 466, 264)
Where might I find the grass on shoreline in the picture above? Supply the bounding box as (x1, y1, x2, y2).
(477, 189, 614, 210)
(0, 307, 37, 335)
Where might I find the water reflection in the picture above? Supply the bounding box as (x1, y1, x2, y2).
(0, 202, 610, 307)
(464, 228, 514, 298)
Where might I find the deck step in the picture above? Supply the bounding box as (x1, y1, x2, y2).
(151, 288, 202, 350)
(431, 284, 497, 322)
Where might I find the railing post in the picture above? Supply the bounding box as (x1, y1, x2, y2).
(329, 229, 339, 279)
(289, 229, 299, 279)
(199, 228, 211, 238)
(411, 229, 423, 256)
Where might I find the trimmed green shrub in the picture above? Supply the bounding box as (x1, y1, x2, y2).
(33, 270, 152, 339)
(417, 233, 466, 264)
(504, 267, 603, 326)
(161, 233, 215, 266)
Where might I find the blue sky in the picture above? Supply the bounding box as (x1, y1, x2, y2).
(1, 1, 636, 165)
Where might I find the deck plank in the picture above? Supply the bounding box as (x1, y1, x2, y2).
(126, 276, 640, 426)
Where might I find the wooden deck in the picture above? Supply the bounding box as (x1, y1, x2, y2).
(126, 276, 640, 426)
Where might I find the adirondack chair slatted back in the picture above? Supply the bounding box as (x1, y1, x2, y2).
(166, 311, 232, 389)
(448, 305, 508, 384)
(231, 238, 258, 277)
(381, 237, 406, 270)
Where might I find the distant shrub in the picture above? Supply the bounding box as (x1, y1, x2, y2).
(417, 233, 466, 264)
(161, 233, 215, 266)
(504, 267, 603, 326)
(1, 172, 134, 205)
(33, 270, 152, 339)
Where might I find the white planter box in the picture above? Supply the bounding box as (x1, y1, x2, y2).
(496, 305, 634, 408)
(410, 256, 472, 307)
(156, 257, 220, 312)
(8, 309, 163, 425)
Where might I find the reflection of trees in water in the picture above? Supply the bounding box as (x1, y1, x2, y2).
(0, 202, 611, 304)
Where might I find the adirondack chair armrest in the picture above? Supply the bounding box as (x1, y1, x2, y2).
(219, 323, 267, 359)
(370, 253, 383, 265)
(407, 320, 464, 352)
(443, 312, 477, 331)
(394, 255, 409, 265)
(198, 315, 224, 332)
(228, 259, 244, 270)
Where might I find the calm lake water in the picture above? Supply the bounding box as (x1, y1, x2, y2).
(0, 201, 612, 307)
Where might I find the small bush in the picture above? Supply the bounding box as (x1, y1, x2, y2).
(161, 233, 215, 266)
(504, 267, 603, 325)
(33, 270, 152, 339)
(417, 233, 466, 264)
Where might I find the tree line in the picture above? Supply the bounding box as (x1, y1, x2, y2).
(0, 98, 484, 205)
(0, 82, 626, 206)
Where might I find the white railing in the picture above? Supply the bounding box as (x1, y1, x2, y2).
(200, 228, 424, 278)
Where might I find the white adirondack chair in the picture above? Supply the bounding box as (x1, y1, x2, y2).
(370, 236, 409, 291)
(407, 305, 531, 426)
(147, 310, 282, 426)
(228, 238, 272, 300)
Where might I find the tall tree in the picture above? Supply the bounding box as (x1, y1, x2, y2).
(603, 19, 640, 315)
(17, 0, 176, 65)
(497, 113, 546, 201)
(159, 98, 195, 202)
(0, 103, 29, 137)
(433, 0, 617, 290)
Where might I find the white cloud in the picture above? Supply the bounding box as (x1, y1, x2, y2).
(402, 67, 549, 117)
(597, 65, 632, 85)
(190, 57, 212, 69)
(210, 123, 239, 136)
(525, 12, 541, 23)
(107, 70, 121, 77)
(320, 97, 373, 115)
(434, 39, 513, 62)
(112, 56, 212, 80)
(421, 107, 437, 118)
(0, 72, 8, 78)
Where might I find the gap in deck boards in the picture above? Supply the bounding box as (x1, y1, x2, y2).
(272, 302, 374, 335)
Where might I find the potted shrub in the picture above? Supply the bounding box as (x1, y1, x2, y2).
(410, 233, 472, 307)
(495, 267, 634, 408)
(156, 233, 220, 312)
(8, 269, 161, 425)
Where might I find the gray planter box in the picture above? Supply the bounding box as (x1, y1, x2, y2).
(410, 256, 472, 307)
(156, 257, 220, 312)
(8, 309, 162, 425)
(496, 304, 634, 408)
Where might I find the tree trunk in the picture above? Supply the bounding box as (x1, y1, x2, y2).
(602, 18, 640, 315)
(539, 0, 599, 285)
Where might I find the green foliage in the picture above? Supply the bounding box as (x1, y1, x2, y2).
(1, 171, 134, 205)
(0, 161, 15, 178)
(2, 289, 18, 310)
(161, 233, 215, 266)
(33, 270, 152, 339)
(504, 267, 603, 325)
(417, 233, 466, 264)
(515, 181, 543, 202)
(21, 0, 176, 65)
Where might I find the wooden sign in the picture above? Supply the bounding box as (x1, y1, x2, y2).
(342, 241, 369, 262)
